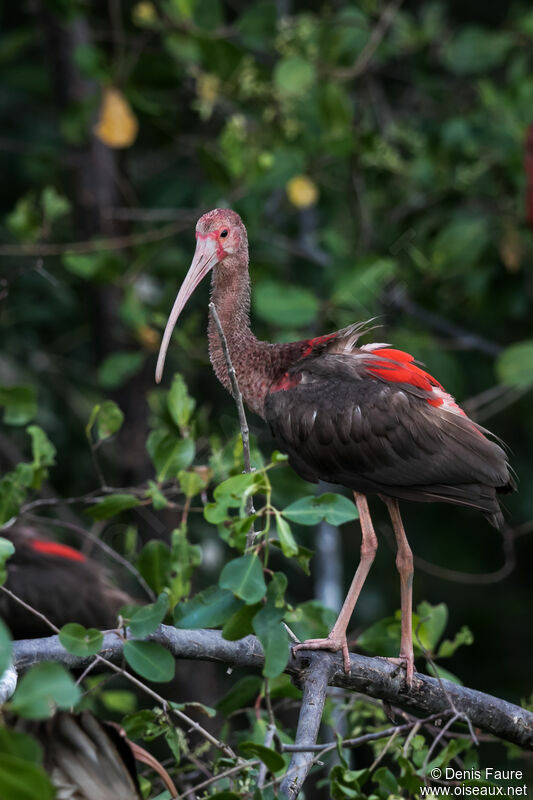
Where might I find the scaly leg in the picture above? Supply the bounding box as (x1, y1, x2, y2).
(293, 491, 378, 673)
(383, 496, 415, 687)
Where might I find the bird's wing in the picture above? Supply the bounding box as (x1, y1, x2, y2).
(264, 350, 512, 497)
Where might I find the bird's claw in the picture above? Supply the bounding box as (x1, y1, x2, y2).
(379, 654, 415, 688)
(292, 635, 352, 674)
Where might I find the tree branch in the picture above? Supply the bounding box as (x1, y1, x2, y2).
(12, 627, 533, 750)
(279, 653, 332, 799)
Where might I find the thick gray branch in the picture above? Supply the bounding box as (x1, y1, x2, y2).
(12, 627, 533, 750)
(280, 654, 332, 799)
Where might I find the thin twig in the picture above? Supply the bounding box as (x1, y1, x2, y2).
(334, 0, 405, 80)
(208, 302, 256, 549)
(257, 678, 277, 788)
(0, 220, 190, 257)
(22, 513, 155, 601)
(179, 759, 260, 799)
(282, 711, 451, 753)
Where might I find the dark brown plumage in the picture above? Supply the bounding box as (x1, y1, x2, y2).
(0, 525, 133, 638)
(155, 208, 515, 684)
(8, 712, 142, 800)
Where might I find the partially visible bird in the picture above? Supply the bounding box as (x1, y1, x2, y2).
(155, 208, 515, 684)
(7, 711, 142, 800)
(0, 525, 133, 638)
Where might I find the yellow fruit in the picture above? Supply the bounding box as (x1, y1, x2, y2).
(133, 2, 157, 25)
(286, 175, 319, 208)
(94, 88, 138, 149)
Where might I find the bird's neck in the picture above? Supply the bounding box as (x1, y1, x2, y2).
(207, 254, 302, 417)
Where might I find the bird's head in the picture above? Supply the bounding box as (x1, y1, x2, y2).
(155, 208, 247, 383)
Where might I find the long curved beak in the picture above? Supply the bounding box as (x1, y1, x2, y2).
(155, 236, 219, 383)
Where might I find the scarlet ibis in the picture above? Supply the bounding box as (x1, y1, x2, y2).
(155, 209, 514, 685)
(1, 525, 133, 638)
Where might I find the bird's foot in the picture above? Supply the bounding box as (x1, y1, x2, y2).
(292, 635, 351, 674)
(379, 653, 414, 688)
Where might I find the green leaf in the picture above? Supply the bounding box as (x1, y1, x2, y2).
(41, 185, 70, 222)
(416, 601, 448, 652)
(282, 493, 358, 526)
(0, 386, 37, 426)
(239, 741, 285, 773)
(213, 472, 266, 506)
(147, 430, 195, 480)
(10, 663, 81, 719)
(0, 754, 54, 800)
(174, 586, 242, 628)
(167, 374, 195, 430)
(96, 400, 124, 440)
(373, 766, 398, 794)
(98, 351, 144, 389)
(100, 690, 137, 713)
(442, 27, 512, 75)
(252, 582, 288, 678)
(0, 468, 30, 525)
(425, 662, 463, 685)
(27, 425, 56, 489)
(6, 194, 40, 242)
(274, 56, 315, 97)
(497, 341, 533, 388)
(437, 625, 474, 658)
(219, 554, 267, 605)
(59, 623, 103, 656)
(0, 728, 42, 764)
(123, 640, 175, 682)
(137, 540, 171, 595)
(178, 469, 208, 499)
(253, 608, 288, 679)
(216, 674, 263, 715)
(222, 602, 261, 641)
(253, 280, 319, 327)
(129, 593, 169, 638)
(169, 526, 202, 605)
(357, 614, 401, 657)
(0, 537, 15, 586)
(145, 479, 168, 510)
(0, 619, 12, 676)
(275, 512, 298, 557)
(85, 493, 140, 520)
(285, 600, 336, 643)
(432, 217, 489, 275)
(63, 252, 105, 278)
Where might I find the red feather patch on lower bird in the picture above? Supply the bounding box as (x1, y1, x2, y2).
(270, 371, 302, 392)
(30, 539, 86, 562)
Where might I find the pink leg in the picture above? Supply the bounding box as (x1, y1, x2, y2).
(383, 497, 415, 687)
(293, 491, 378, 673)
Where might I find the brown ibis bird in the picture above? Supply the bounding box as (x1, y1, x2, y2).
(6, 712, 143, 799)
(1, 524, 133, 638)
(4, 711, 178, 799)
(155, 209, 514, 684)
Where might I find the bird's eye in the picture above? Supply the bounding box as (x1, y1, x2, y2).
(220, 229, 228, 238)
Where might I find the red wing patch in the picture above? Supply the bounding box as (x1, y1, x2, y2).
(367, 349, 444, 393)
(270, 371, 302, 392)
(302, 333, 337, 358)
(30, 539, 86, 562)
